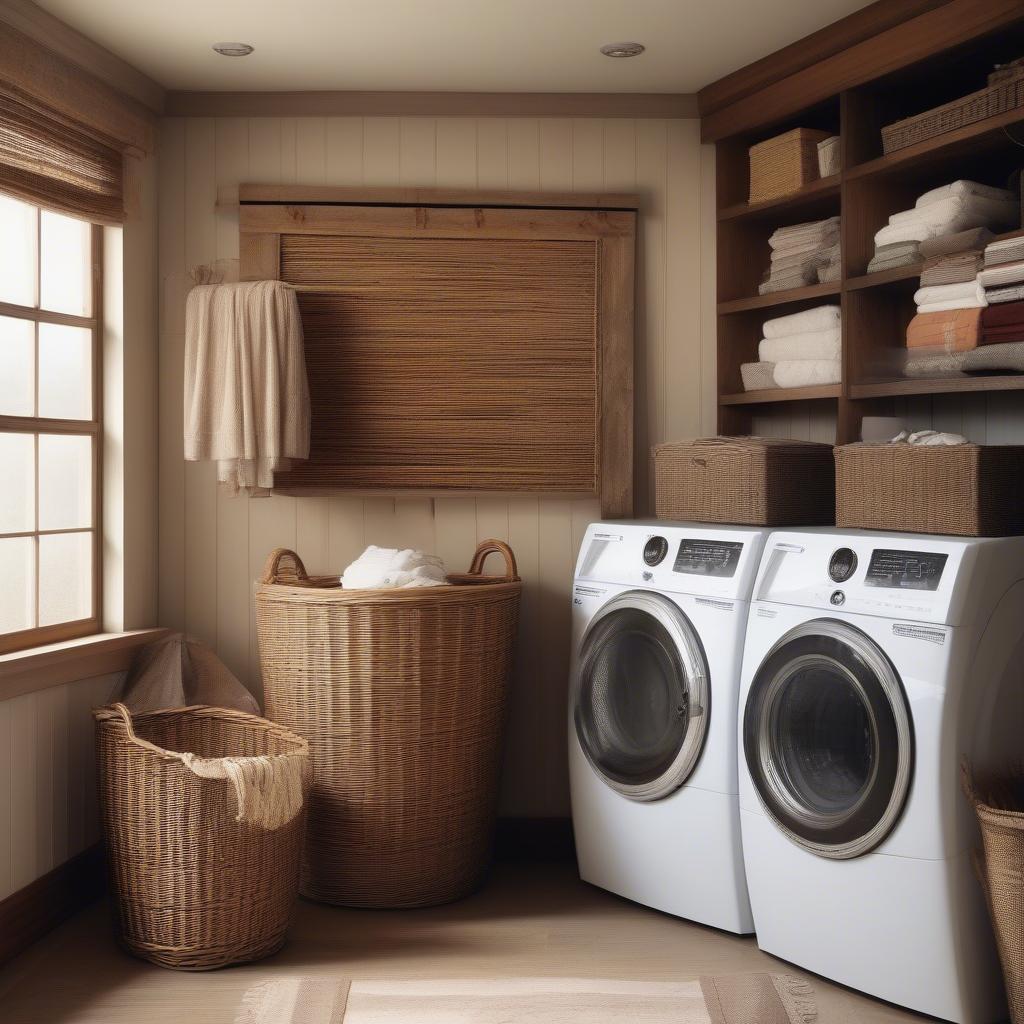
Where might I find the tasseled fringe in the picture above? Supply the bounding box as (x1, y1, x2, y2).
(773, 975, 818, 1024)
(235, 977, 349, 1024)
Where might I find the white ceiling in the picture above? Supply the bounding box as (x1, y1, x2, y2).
(36, 0, 875, 94)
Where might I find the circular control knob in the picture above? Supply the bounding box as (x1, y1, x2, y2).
(643, 536, 669, 567)
(828, 547, 858, 583)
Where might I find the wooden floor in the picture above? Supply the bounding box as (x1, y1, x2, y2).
(0, 863, 929, 1024)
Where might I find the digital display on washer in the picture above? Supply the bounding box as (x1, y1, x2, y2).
(865, 549, 948, 591)
(673, 539, 743, 577)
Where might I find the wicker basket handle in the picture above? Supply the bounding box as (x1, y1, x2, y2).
(466, 539, 518, 579)
(261, 548, 309, 585)
(109, 702, 139, 741)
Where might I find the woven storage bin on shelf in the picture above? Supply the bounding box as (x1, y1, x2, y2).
(255, 541, 521, 908)
(962, 762, 1024, 1022)
(835, 443, 1024, 536)
(748, 128, 830, 204)
(94, 704, 309, 970)
(654, 436, 835, 526)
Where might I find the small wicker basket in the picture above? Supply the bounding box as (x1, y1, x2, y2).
(748, 128, 830, 204)
(256, 541, 521, 909)
(835, 442, 1024, 536)
(94, 704, 309, 971)
(654, 436, 835, 526)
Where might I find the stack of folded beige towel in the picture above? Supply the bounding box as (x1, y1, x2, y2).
(759, 217, 840, 294)
(979, 234, 1024, 305)
(740, 305, 841, 391)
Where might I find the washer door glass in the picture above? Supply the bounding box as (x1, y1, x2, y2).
(574, 591, 709, 802)
(743, 619, 913, 859)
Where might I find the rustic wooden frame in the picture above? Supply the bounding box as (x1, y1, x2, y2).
(238, 186, 636, 517)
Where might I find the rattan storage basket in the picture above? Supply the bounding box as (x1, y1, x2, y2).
(654, 436, 835, 526)
(255, 541, 521, 908)
(835, 442, 1024, 536)
(748, 128, 830, 204)
(94, 704, 309, 970)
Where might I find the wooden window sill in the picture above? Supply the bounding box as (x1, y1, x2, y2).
(0, 628, 168, 701)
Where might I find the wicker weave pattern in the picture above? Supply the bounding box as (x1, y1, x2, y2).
(94, 704, 309, 970)
(654, 436, 835, 526)
(748, 128, 830, 204)
(255, 542, 521, 908)
(835, 443, 1024, 536)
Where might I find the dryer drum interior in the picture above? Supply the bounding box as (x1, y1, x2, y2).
(743, 619, 914, 859)
(573, 591, 710, 802)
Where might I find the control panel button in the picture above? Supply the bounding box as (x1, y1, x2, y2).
(828, 547, 858, 583)
(643, 536, 669, 567)
(830, 590, 846, 606)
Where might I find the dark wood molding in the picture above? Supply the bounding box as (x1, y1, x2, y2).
(494, 817, 576, 862)
(697, 0, 949, 118)
(701, 0, 1024, 141)
(165, 90, 698, 120)
(0, 845, 105, 967)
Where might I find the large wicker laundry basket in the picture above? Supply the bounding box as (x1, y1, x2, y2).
(255, 540, 521, 908)
(94, 703, 309, 970)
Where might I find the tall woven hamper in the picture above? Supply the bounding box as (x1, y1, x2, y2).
(94, 704, 309, 970)
(255, 540, 521, 908)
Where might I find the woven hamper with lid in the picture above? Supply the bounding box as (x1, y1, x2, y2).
(654, 436, 835, 526)
(94, 703, 309, 970)
(255, 540, 521, 908)
(835, 443, 1024, 536)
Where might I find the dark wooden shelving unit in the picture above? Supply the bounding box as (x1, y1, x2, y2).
(708, 4, 1024, 443)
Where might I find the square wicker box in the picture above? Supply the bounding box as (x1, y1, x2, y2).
(654, 436, 835, 526)
(835, 443, 1024, 537)
(748, 128, 831, 204)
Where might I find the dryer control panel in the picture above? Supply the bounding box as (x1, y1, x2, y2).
(864, 549, 948, 591)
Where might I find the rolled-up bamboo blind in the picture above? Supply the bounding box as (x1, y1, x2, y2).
(276, 233, 600, 492)
(0, 82, 124, 223)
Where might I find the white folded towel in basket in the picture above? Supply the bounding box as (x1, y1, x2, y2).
(342, 545, 448, 589)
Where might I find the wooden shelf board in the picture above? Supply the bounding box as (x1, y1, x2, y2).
(719, 384, 841, 405)
(846, 107, 1024, 182)
(717, 176, 840, 223)
(844, 264, 921, 290)
(850, 375, 1024, 399)
(718, 280, 841, 314)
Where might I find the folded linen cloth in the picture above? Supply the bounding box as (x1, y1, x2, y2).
(740, 362, 778, 391)
(758, 272, 815, 295)
(866, 241, 921, 274)
(891, 428, 969, 445)
(984, 234, 1024, 267)
(919, 251, 984, 287)
(759, 328, 841, 362)
(768, 216, 840, 251)
(772, 359, 841, 387)
(963, 340, 1024, 373)
(875, 194, 1019, 248)
(184, 281, 311, 494)
(914, 280, 986, 309)
(906, 309, 982, 351)
(903, 348, 967, 378)
(918, 298, 987, 314)
(978, 260, 1024, 289)
(985, 283, 1024, 304)
(915, 180, 1015, 208)
(341, 546, 447, 589)
(763, 304, 841, 338)
(817, 261, 841, 283)
(919, 226, 995, 259)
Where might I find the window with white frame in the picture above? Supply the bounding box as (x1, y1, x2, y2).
(0, 194, 101, 655)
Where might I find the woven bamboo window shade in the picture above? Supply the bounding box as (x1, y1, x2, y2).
(238, 186, 637, 516)
(0, 82, 124, 224)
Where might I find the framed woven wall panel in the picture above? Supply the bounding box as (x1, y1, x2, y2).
(238, 187, 637, 516)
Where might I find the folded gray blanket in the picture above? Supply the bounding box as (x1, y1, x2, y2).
(866, 243, 920, 275)
(984, 234, 1024, 268)
(986, 283, 1024, 304)
(920, 250, 984, 287)
(740, 362, 778, 391)
(919, 226, 995, 259)
(963, 340, 1024, 373)
(903, 347, 967, 378)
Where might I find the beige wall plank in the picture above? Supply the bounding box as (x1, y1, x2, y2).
(296, 499, 331, 575)
(325, 117, 364, 184)
(296, 117, 328, 185)
(362, 119, 402, 186)
(399, 118, 437, 187)
(506, 120, 541, 190)
(476, 119, 509, 189)
(0, 699, 12, 899)
(393, 499, 436, 555)
(570, 119, 605, 192)
(435, 119, 478, 187)
(327, 498, 367, 574)
(433, 497, 477, 577)
(48, 685, 70, 869)
(10, 693, 36, 890)
(538, 120, 571, 191)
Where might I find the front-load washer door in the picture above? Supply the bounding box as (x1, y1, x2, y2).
(743, 618, 913, 859)
(573, 590, 709, 802)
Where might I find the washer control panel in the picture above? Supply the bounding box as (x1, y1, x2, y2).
(828, 547, 858, 583)
(673, 539, 744, 578)
(643, 536, 669, 566)
(865, 548, 948, 591)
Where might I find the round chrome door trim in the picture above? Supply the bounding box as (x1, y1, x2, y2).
(573, 590, 710, 802)
(743, 618, 914, 860)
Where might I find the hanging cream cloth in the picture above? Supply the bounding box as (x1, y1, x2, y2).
(184, 280, 310, 494)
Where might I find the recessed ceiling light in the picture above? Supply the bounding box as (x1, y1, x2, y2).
(600, 42, 645, 58)
(213, 42, 254, 57)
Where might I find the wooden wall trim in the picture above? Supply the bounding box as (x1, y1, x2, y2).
(697, 0, 949, 118)
(701, 0, 1024, 141)
(0, 0, 165, 114)
(0, 20, 156, 154)
(165, 90, 698, 120)
(0, 844, 105, 967)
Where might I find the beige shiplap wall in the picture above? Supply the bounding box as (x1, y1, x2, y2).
(158, 115, 716, 816)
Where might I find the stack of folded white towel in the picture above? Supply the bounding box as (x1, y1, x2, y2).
(869, 180, 1019, 273)
(913, 278, 987, 314)
(740, 304, 841, 391)
(759, 217, 840, 294)
(979, 234, 1024, 304)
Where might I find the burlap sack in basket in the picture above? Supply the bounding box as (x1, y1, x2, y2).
(962, 760, 1024, 1022)
(255, 540, 521, 909)
(94, 703, 309, 970)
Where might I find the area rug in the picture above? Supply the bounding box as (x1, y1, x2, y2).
(236, 974, 848, 1023)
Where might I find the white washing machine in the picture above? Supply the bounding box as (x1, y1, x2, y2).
(568, 520, 770, 934)
(738, 528, 1024, 1023)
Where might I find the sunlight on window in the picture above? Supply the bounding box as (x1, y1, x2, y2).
(0, 195, 36, 307)
(40, 210, 92, 317)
